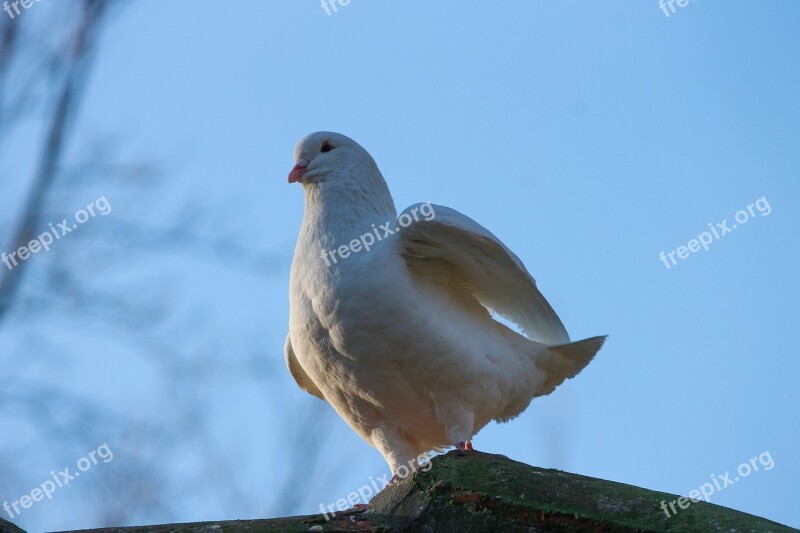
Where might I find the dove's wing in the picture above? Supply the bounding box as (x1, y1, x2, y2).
(399, 204, 570, 345)
(284, 334, 325, 400)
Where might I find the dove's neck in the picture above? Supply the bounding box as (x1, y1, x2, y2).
(300, 174, 397, 250)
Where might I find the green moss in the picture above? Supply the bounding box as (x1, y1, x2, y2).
(54, 450, 796, 533)
(364, 451, 795, 532)
(0, 516, 26, 533)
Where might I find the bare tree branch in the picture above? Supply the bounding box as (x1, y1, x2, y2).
(0, 0, 108, 324)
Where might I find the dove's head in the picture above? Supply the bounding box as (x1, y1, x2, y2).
(288, 131, 375, 184)
(288, 131, 396, 215)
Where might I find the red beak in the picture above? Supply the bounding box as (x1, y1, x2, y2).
(288, 159, 309, 183)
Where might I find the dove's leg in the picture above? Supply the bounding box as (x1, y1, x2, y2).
(371, 425, 422, 479)
(442, 410, 476, 451)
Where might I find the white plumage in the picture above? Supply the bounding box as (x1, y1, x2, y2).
(285, 132, 606, 474)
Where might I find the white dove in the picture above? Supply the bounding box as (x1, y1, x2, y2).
(285, 132, 606, 476)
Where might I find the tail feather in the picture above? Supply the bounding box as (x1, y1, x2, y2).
(534, 335, 607, 397)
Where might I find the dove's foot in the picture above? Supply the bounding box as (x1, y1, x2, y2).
(455, 440, 474, 451)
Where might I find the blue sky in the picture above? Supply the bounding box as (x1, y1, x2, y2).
(2, 1, 799, 530)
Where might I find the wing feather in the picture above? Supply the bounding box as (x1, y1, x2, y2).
(399, 204, 570, 345)
(284, 334, 325, 400)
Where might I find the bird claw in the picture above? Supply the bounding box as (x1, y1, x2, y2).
(455, 440, 474, 451)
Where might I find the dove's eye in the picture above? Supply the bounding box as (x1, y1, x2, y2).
(321, 142, 334, 153)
